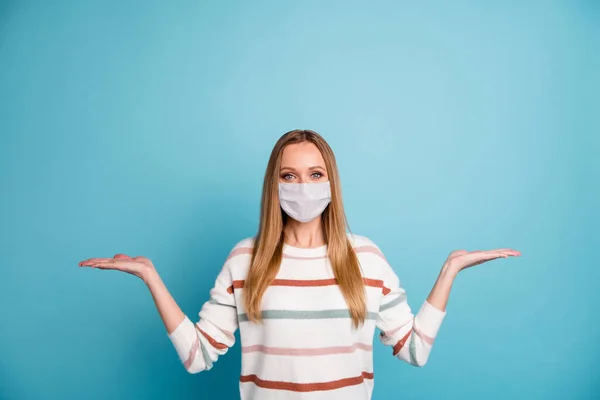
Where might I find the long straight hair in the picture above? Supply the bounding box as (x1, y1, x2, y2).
(243, 129, 367, 328)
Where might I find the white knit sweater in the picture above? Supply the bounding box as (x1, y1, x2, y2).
(168, 234, 446, 399)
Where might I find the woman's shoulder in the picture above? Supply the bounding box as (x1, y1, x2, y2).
(221, 237, 255, 270)
(212, 237, 255, 280)
(230, 236, 255, 251)
(346, 232, 382, 251)
(347, 232, 392, 274)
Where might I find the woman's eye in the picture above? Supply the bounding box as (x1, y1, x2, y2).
(283, 174, 294, 180)
(311, 172, 323, 179)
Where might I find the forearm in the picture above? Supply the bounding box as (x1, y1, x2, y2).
(143, 268, 187, 335)
(425, 262, 459, 312)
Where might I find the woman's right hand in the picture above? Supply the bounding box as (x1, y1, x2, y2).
(78, 254, 156, 283)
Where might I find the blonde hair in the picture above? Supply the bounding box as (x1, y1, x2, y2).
(243, 129, 367, 328)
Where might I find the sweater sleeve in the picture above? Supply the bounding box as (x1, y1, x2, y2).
(167, 255, 239, 373)
(375, 252, 446, 367)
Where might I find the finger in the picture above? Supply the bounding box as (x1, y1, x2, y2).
(484, 251, 508, 257)
(466, 252, 506, 263)
(467, 250, 499, 258)
(488, 249, 521, 256)
(87, 260, 116, 268)
(114, 254, 132, 260)
(79, 258, 113, 266)
(476, 251, 518, 262)
(80, 258, 112, 263)
(483, 253, 506, 260)
(467, 255, 505, 267)
(495, 252, 515, 259)
(95, 260, 137, 271)
(94, 260, 133, 270)
(496, 251, 520, 257)
(484, 250, 518, 258)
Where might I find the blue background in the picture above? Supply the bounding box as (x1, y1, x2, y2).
(1, 1, 598, 399)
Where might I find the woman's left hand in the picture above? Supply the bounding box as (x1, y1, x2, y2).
(444, 248, 521, 273)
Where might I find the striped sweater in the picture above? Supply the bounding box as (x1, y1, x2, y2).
(168, 234, 446, 399)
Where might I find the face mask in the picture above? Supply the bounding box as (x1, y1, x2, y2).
(278, 181, 332, 223)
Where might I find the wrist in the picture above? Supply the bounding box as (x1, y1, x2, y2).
(141, 266, 160, 286)
(441, 261, 461, 278)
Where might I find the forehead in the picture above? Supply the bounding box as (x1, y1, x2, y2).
(280, 142, 326, 167)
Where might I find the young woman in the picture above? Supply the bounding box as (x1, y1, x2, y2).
(78, 129, 520, 400)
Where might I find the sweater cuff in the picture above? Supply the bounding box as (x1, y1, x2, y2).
(167, 315, 197, 362)
(414, 301, 446, 339)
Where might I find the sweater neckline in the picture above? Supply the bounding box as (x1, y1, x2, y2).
(282, 242, 328, 258)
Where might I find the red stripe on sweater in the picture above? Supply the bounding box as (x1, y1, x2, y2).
(196, 326, 228, 350)
(240, 371, 374, 392)
(392, 329, 412, 356)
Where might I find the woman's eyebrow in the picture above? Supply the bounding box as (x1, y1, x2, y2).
(280, 166, 325, 172)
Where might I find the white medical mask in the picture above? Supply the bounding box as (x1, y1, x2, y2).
(278, 181, 332, 223)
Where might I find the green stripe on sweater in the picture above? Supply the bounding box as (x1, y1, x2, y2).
(379, 293, 406, 312)
(200, 340, 213, 369)
(408, 333, 417, 365)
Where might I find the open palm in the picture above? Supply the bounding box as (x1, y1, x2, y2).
(446, 248, 521, 272)
(78, 254, 154, 280)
